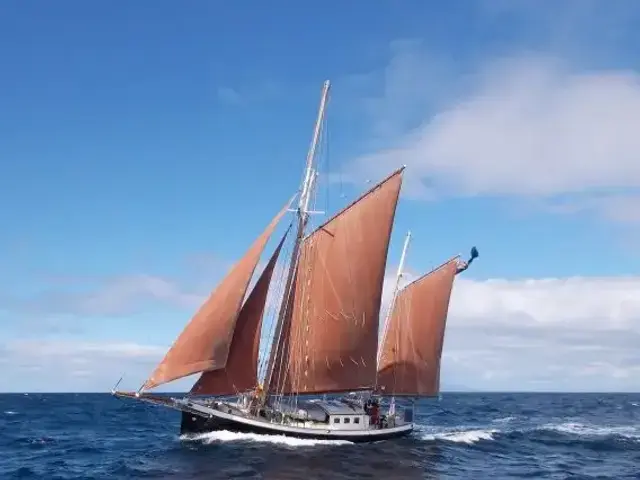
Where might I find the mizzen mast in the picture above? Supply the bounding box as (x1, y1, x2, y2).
(378, 230, 411, 368)
(263, 80, 331, 397)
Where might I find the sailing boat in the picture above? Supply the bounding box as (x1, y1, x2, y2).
(112, 80, 478, 443)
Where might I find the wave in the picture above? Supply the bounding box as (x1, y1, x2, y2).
(173, 416, 640, 449)
(180, 430, 353, 447)
(415, 419, 640, 447)
(420, 428, 497, 444)
(493, 416, 516, 423)
(540, 422, 640, 441)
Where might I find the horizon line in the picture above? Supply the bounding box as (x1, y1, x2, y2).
(2, 390, 639, 395)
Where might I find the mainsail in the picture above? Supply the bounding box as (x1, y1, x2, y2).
(269, 168, 404, 395)
(189, 230, 288, 396)
(376, 257, 459, 396)
(141, 198, 293, 390)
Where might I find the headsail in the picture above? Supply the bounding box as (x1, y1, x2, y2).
(269, 168, 404, 395)
(376, 257, 458, 396)
(189, 230, 288, 396)
(141, 198, 293, 391)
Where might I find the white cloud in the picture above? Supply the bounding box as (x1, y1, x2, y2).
(442, 275, 640, 391)
(3, 272, 640, 392)
(4, 242, 640, 392)
(342, 51, 640, 221)
(449, 276, 640, 328)
(546, 192, 640, 224)
(4, 340, 165, 359)
(3, 274, 204, 318)
(0, 340, 194, 392)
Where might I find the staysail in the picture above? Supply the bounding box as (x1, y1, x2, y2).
(269, 168, 404, 395)
(376, 257, 458, 396)
(189, 230, 288, 396)
(141, 198, 293, 390)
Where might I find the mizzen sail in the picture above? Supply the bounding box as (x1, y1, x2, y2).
(189, 230, 288, 396)
(141, 198, 293, 390)
(270, 168, 404, 395)
(376, 257, 458, 396)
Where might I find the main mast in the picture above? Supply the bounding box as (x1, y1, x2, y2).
(263, 80, 331, 397)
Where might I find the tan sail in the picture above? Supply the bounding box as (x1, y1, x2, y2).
(141, 198, 293, 390)
(189, 230, 288, 396)
(377, 257, 458, 397)
(270, 168, 404, 395)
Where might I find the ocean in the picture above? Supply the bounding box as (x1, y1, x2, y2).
(1, 393, 638, 479)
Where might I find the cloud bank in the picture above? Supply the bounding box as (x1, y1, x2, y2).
(2, 268, 640, 392)
(443, 275, 640, 391)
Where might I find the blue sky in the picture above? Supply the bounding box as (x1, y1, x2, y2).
(2, 0, 640, 392)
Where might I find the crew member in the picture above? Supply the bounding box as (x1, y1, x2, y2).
(249, 384, 264, 415)
(370, 400, 380, 427)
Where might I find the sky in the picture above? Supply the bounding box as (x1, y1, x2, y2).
(2, 0, 640, 392)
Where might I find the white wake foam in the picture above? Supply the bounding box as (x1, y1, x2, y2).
(544, 422, 640, 440)
(180, 430, 353, 447)
(4, 411, 17, 415)
(420, 428, 497, 444)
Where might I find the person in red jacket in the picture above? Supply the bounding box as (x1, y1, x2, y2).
(369, 400, 380, 427)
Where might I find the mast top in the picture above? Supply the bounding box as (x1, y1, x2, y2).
(298, 80, 331, 217)
(262, 80, 332, 396)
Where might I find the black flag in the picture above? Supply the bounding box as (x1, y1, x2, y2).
(456, 246, 479, 274)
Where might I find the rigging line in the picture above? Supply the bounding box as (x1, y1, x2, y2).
(275, 225, 311, 401)
(275, 96, 329, 406)
(278, 239, 302, 401)
(296, 244, 316, 403)
(272, 266, 291, 396)
(257, 238, 291, 379)
(291, 259, 308, 405)
(265, 232, 295, 370)
(299, 140, 325, 403)
(323, 111, 330, 224)
(266, 271, 288, 383)
(272, 245, 300, 400)
(257, 229, 291, 381)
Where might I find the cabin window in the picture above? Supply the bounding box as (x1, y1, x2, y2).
(344, 418, 351, 424)
(333, 418, 340, 423)
(354, 417, 360, 424)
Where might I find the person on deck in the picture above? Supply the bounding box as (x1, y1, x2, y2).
(370, 400, 380, 427)
(248, 384, 264, 415)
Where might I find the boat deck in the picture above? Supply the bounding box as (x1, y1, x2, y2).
(113, 390, 413, 441)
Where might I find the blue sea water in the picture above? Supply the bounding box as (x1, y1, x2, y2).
(1, 393, 639, 479)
